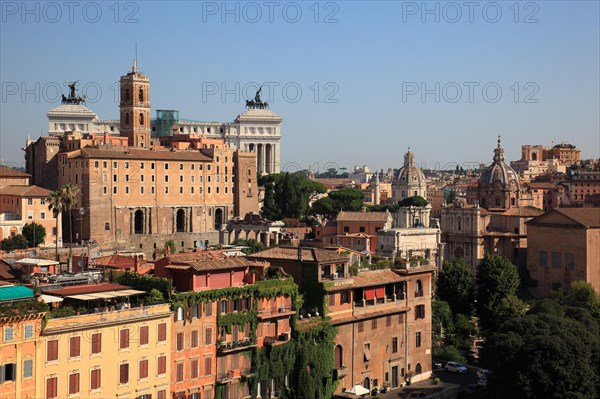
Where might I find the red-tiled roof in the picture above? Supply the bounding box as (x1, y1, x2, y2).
(0, 260, 23, 281)
(526, 182, 558, 190)
(249, 246, 349, 264)
(337, 211, 391, 223)
(0, 165, 30, 178)
(326, 269, 406, 291)
(500, 207, 544, 217)
(0, 185, 52, 197)
(43, 283, 131, 297)
(542, 208, 600, 227)
(94, 254, 136, 269)
(162, 253, 259, 271)
(77, 147, 213, 162)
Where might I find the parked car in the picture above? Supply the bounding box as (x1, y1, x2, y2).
(433, 360, 443, 369)
(445, 362, 468, 373)
(477, 378, 488, 387)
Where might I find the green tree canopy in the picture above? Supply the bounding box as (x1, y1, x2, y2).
(259, 172, 327, 220)
(476, 254, 521, 331)
(0, 234, 29, 251)
(482, 300, 600, 399)
(436, 257, 474, 315)
(310, 197, 337, 219)
(22, 222, 46, 247)
(398, 195, 429, 207)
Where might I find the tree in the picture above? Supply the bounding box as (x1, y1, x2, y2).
(164, 239, 176, 254)
(22, 222, 46, 247)
(482, 301, 600, 398)
(476, 254, 521, 331)
(310, 197, 337, 219)
(144, 288, 164, 305)
(437, 258, 474, 315)
(261, 182, 278, 220)
(48, 190, 64, 261)
(432, 300, 454, 347)
(327, 188, 364, 212)
(0, 234, 29, 251)
(398, 195, 429, 207)
(259, 172, 326, 221)
(60, 184, 80, 261)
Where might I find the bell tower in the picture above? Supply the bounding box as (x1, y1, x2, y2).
(120, 59, 150, 148)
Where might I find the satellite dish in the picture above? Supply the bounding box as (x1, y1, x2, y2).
(30, 250, 37, 257)
(95, 251, 101, 258)
(195, 240, 201, 248)
(78, 260, 85, 267)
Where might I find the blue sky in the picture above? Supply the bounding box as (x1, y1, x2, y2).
(1, 1, 598, 172)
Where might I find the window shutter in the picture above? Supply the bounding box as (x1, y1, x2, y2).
(120, 329, 130, 349)
(47, 377, 58, 399)
(70, 336, 80, 357)
(205, 357, 212, 375)
(158, 323, 167, 341)
(140, 326, 149, 345)
(119, 363, 129, 384)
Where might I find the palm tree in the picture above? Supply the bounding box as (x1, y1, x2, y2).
(60, 184, 80, 261)
(48, 190, 64, 261)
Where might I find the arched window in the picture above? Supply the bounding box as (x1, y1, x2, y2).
(415, 363, 422, 375)
(139, 88, 144, 102)
(139, 113, 145, 126)
(532, 152, 537, 161)
(124, 89, 130, 102)
(363, 377, 370, 390)
(124, 112, 130, 126)
(176, 307, 184, 321)
(334, 345, 343, 369)
(104, 222, 110, 231)
(415, 280, 423, 297)
(457, 217, 462, 231)
(214, 208, 223, 230)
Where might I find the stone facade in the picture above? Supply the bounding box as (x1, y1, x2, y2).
(392, 150, 427, 202)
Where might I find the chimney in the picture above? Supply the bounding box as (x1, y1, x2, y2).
(297, 246, 303, 262)
(104, 130, 109, 145)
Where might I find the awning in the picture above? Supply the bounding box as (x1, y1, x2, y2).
(364, 289, 374, 301)
(375, 287, 385, 298)
(41, 294, 63, 304)
(65, 289, 146, 301)
(363, 345, 371, 361)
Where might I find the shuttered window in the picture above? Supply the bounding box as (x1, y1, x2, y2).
(140, 326, 149, 345)
(177, 332, 184, 351)
(69, 336, 80, 358)
(139, 359, 148, 379)
(90, 369, 101, 390)
(157, 355, 167, 375)
(119, 363, 129, 384)
(205, 328, 213, 345)
(158, 323, 167, 342)
(204, 357, 212, 375)
(157, 390, 167, 399)
(68, 372, 80, 394)
(191, 330, 199, 348)
(176, 363, 184, 382)
(120, 329, 130, 349)
(91, 333, 102, 354)
(47, 340, 58, 362)
(46, 377, 58, 399)
(191, 359, 199, 379)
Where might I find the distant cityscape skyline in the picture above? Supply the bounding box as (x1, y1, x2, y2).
(1, 1, 598, 169)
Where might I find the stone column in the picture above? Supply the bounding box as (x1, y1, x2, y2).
(274, 231, 279, 245)
(265, 144, 272, 174)
(273, 144, 280, 173)
(266, 231, 271, 247)
(257, 144, 264, 174)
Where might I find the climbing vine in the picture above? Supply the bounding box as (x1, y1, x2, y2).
(217, 309, 258, 334)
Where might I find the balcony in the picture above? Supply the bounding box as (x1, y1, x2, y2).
(320, 272, 351, 281)
(217, 337, 257, 354)
(257, 306, 295, 320)
(264, 332, 291, 346)
(241, 367, 257, 377)
(217, 370, 236, 383)
(352, 294, 408, 317)
(334, 366, 348, 379)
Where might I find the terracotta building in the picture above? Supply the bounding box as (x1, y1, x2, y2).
(0, 185, 61, 245)
(316, 211, 393, 254)
(248, 246, 434, 394)
(0, 287, 44, 399)
(37, 285, 172, 399)
(526, 208, 600, 297)
(0, 165, 30, 187)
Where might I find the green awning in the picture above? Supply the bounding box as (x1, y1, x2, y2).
(0, 286, 34, 301)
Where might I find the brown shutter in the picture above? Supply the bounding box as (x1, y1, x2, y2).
(158, 323, 167, 341)
(177, 333, 184, 351)
(120, 329, 129, 349)
(158, 355, 166, 374)
(47, 340, 58, 362)
(157, 390, 167, 399)
(119, 363, 129, 384)
(69, 372, 80, 394)
(191, 360, 198, 379)
(91, 333, 102, 354)
(91, 369, 101, 390)
(140, 326, 149, 345)
(70, 336, 80, 358)
(139, 359, 148, 379)
(191, 330, 198, 348)
(46, 377, 57, 399)
(204, 357, 212, 375)
(176, 363, 184, 382)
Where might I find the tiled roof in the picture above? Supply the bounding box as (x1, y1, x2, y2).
(337, 211, 391, 222)
(249, 246, 349, 263)
(0, 165, 30, 178)
(0, 185, 52, 197)
(164, 253, 258, 271)
(43, 283, 131, 297)
(77, 147, 213, 162)
(553, 208, 600, 227)
(94, 254, 136, 269)
(326, 269, 406, 291)
(500, 207, 544, 217)
(526, 182, 558, 189)
(0, 260, 23, 281)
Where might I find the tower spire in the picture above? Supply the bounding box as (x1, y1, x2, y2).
(132, 43, 138, 73)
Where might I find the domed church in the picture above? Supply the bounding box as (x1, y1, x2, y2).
(392, 149, 427, 202)
(478, 137, 520, 210)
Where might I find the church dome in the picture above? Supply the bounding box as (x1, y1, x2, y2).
(392, 149, 427, 200)
(394, 150, 426, 187)
(479, 138, 520, 190)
